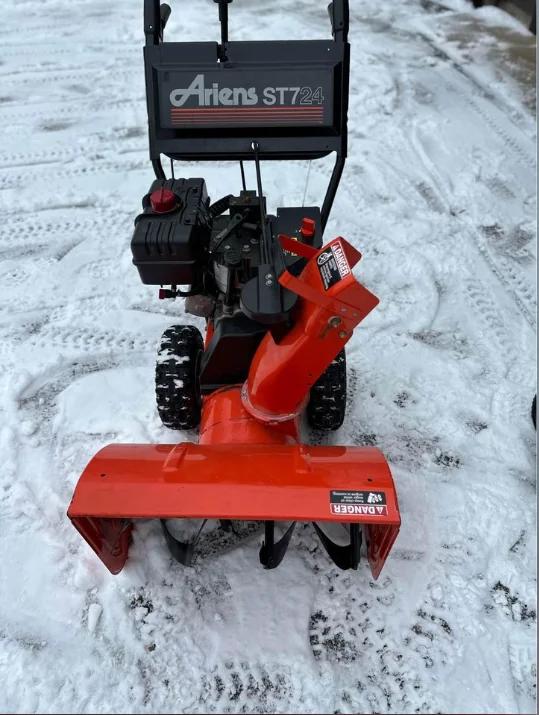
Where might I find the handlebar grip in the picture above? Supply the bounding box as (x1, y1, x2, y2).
(160, 3, 171, 32)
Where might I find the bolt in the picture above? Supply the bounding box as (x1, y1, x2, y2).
(250, 238, 258, 245)
(339, 330, 347, 339)
(242, 244, 251, 252)
(328, 316, 342, 328)
(224, 244, 231, 250)
(265, 279, 273, 286)
(265, 273, 273, 280)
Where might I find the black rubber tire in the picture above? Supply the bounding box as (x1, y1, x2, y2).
(307, 349, 347, 431)
(156, 325, 203, 430)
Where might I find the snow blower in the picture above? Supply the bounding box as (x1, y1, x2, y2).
(67, 0, 400, 578)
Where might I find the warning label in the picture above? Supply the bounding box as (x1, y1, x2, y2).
(316, 240, 351, 290)
(330, 490, 388, 517)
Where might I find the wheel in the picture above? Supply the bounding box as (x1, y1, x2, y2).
(307, 349, 347, 431)
(156, 325, 203, 430)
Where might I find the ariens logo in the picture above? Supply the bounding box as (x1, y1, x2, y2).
(170, 74, 258, 108)
(169, 74, 325, 108)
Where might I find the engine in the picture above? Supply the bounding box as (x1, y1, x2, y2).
(131, 178, 322, 391)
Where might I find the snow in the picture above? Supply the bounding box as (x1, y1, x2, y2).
(87, 603, 103, 634)
(0, 0, 536, 713)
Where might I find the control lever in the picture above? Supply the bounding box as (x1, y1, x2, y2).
(160, 3, 171, 38)
(209, 213, 245, 253)
(240, 142, 297, 325)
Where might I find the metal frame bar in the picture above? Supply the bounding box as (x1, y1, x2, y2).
(144, 0, 160, 45)
(321, 153, 345, 232)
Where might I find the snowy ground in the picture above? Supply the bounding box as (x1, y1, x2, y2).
(0, 0, 536, 712)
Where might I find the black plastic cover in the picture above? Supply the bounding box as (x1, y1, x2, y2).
(199, 313, 267, 392)
(131, 178, 210, 286)
(143, 40, 348, 162)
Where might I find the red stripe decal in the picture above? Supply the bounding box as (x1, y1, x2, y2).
(170, 107, 324, 112)
(170, 118, 324, 123)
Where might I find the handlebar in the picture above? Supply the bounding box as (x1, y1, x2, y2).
(144, 0, 349, 46)
(328, 1, 349, 42)
(144, 1, 171, 43)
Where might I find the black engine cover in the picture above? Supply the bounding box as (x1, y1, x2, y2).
(199, 314, 267, 392)
(131, 178, 210, 286)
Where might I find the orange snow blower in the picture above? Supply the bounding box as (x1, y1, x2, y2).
(68, 0, 400, 577)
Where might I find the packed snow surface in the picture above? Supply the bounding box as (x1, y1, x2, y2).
(0, 0, 536, 712)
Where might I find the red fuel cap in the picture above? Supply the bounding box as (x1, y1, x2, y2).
(299, 217, 316, 241)
(150, 188, 177, 214)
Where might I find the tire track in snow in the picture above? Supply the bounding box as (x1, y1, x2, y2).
(0, 63, 108, 79)
(0, 98, 141, 123)
(197, 661, 298, 712)
(405, 110, 536, 330)
(388, 28, 536, 331)
(0, 157, 147, 190)
(0, 137, 146, 173)
(1, 66, 134, 89)
(443, 79, 535, 172)
(0, 147, 78, 170)
(414, 29, 535, 139)
(306, 568, 451, 714)
(16, 357, 123, 425)
(463, 278, 521, 366)
(29, 325, 155, 358)
(1, 320, 156, 364)
(508, 641, 537, 709)
(0, 45, 137, 72)
(462, 278, 534, 435)
(0, 215, 129, 243)
(464, 221, 536, 329)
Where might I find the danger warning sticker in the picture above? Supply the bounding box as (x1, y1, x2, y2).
(330, 490, 388, 517)
(317, 240, 351, 290)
